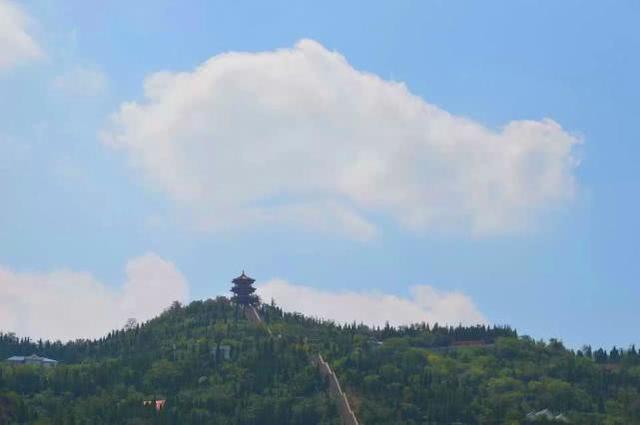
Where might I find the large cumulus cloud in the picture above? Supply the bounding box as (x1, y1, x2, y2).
(103, 39, 579, 239)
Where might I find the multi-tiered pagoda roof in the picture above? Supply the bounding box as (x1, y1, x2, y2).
(230, 271, 259, 306)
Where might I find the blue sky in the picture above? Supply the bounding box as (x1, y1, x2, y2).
(1, 0, 638, 348)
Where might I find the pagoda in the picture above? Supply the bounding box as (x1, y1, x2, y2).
(230, 271, 259, 306)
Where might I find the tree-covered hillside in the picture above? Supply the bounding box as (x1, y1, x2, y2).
(261, 304, 640, 424)
(0, 299, 339, 425)
(1, 298, 640, 424)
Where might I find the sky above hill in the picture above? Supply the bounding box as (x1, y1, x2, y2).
(1, 0, 638, 348)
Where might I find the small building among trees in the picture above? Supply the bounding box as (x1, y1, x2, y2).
(6, 354, 58, 367)
(212, 345, 231, 361)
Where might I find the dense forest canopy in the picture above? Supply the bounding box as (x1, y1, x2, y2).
(1, 298, 639, 424)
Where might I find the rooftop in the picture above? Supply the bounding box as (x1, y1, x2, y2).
(232, 270, 255, 284)
(7, 354, 58, 364)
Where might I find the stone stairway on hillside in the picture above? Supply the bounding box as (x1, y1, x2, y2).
(243, 305, 360, 425)
(312, 353, 360, 425)
(244, 305, 272, 335)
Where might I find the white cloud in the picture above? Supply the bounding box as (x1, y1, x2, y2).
(103, 39, 580, 238)
(0, 0, 42, 71)
(258, 279, 487, 327)
(52, 66, 109, 97)
(0, 253, 189, 341)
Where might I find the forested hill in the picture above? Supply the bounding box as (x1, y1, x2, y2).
(1, 298, 640, 424)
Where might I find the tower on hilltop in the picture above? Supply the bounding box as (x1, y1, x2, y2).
(230, 271, 259, 306)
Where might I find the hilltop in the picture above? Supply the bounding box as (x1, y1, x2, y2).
(1, 298, 639, 424)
